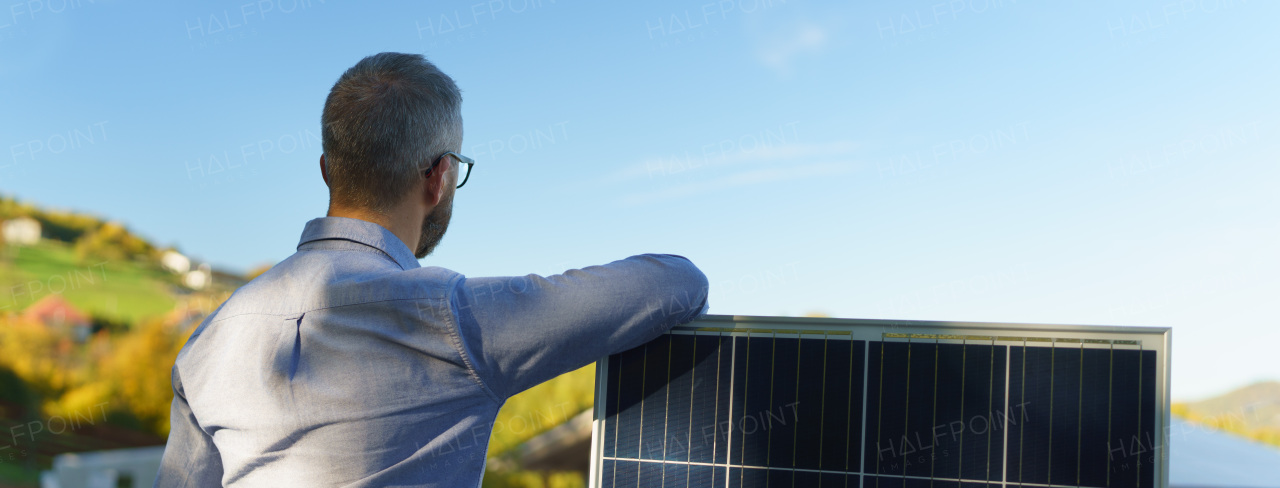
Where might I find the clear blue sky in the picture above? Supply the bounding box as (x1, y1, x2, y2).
(2, 1, 1276, 401)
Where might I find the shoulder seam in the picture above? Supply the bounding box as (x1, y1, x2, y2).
(206, 293, 453, 324)
(443, 276, 504, 405)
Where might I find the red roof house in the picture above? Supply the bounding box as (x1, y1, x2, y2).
(23, 294, 92, 341)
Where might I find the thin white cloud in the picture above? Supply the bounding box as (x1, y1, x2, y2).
(755, 22, 829, 75)
(598, 140, 861, 186)
(618, 161, 864, 206)
(741, 3, 848, 77)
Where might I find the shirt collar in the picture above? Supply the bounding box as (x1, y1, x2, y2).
(297, 216, 421, 270)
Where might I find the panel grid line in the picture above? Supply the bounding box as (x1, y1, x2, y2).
(709, 332, 722, 487)
(1106, 342, 1113, 488)
(764, 332, 777, 478)
(732, 330, 742, 486)
(1137, 342, 1144, 488)
(856, 339, 866, 488)
(929, 339, 940, 484)
(815, 333, 829, 484)
(791, 334, 803, 474)
(901, 338, 913, 482)
(1018, 339, 1026, 485)
(1003, 343, 1011, 487)
(874, 341, 884, 488)
(612, 352, 622, 488)
(661, 334, 673, 487)
(683, 332, 697, 488)
(727, 330, 747, 486)
(1049, 342, 1056, 485)
(958, 341, 968, 482)
(636, 344, 648, 488)
(987, 338, 995, 483)
(1076, 343, 1084, 488)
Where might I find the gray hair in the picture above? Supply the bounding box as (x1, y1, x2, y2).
(321, 52, 463, 213)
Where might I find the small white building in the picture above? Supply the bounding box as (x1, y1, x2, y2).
(2, 216, 41, 245)
(184, 263, 212, 290)
(39, 445, 164, 488)
(160, 250, 190, 274)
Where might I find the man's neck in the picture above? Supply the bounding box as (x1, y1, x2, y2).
(327, 205, 418, 255)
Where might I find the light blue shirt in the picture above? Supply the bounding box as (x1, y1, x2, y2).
(154, 216, 709, 487)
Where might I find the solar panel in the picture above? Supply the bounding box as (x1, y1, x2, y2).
(589, 315, 1170, 488)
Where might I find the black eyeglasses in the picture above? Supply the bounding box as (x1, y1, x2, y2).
(424, 151, 474, 189)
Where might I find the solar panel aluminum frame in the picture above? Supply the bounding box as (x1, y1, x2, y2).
(588, 314, 1172, 488)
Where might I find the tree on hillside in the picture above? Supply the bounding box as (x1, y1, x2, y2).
(96, 316, 186, 436)
(36, 209, 100, 243)
(73, 221, 155, 263)
(0, 195, 37, 220)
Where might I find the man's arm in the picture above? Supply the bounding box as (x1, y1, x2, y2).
(154, 366, 224, 488)
(449, 253, 709, 400)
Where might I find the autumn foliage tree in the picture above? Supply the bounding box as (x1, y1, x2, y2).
(0, 314, 194, 437)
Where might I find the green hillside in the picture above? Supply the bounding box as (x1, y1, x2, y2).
(1, 240, 177, 324)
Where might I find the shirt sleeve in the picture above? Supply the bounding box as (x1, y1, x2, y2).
(154, 365, 224, 488)
(450, 253, 710, 400)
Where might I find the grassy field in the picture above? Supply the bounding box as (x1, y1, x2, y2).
(0, 241, 176, 324)
(0, 462, 39, 488)
(490, 364, 596, 456)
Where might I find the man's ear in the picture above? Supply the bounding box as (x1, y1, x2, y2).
(320, 154, 330, 187)
(423, 159, 447, 207)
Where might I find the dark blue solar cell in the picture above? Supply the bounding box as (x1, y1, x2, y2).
(612, 459, 638, 488)
(864, 474, 906, 488)
(739, 466, 769, 487)
(663, 460, 688, 486)
(866, 341, 911, 477)
(1139, 349, 1157, 488)
(792, 470, 820, 487)
(638, 335, 671, 460)
(794, 337, 829, 471)
(1109, 348, 1141, 488)
(713, 335, 734, 465)
(1079, 347, 1112, 488)
(1050, 346, 1083, 486)
(959, 344, 1006, 481)
(817, 338, 857, 473)
(603, 354, 621, 459)
(600, 459, 615, 488)
(729, 336, 751, 467)
(931, 479, 961, 488)
(1007, 345, 1053, 484)
(766, 337, 801, 468)
(688, 464, 715, 486)
(818, 471, 855, 488)
(933, 343, 967, 479)
(664, 335, 697, 462)
(688, 334, 725, 464)
(767, 467, 796, 487)
(614, 345, 647, 459)
(637, 460, 663, 486)
(903, 476, 933, 488)
(740, 335, 776, 467)
(904, 342, 938, 479)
